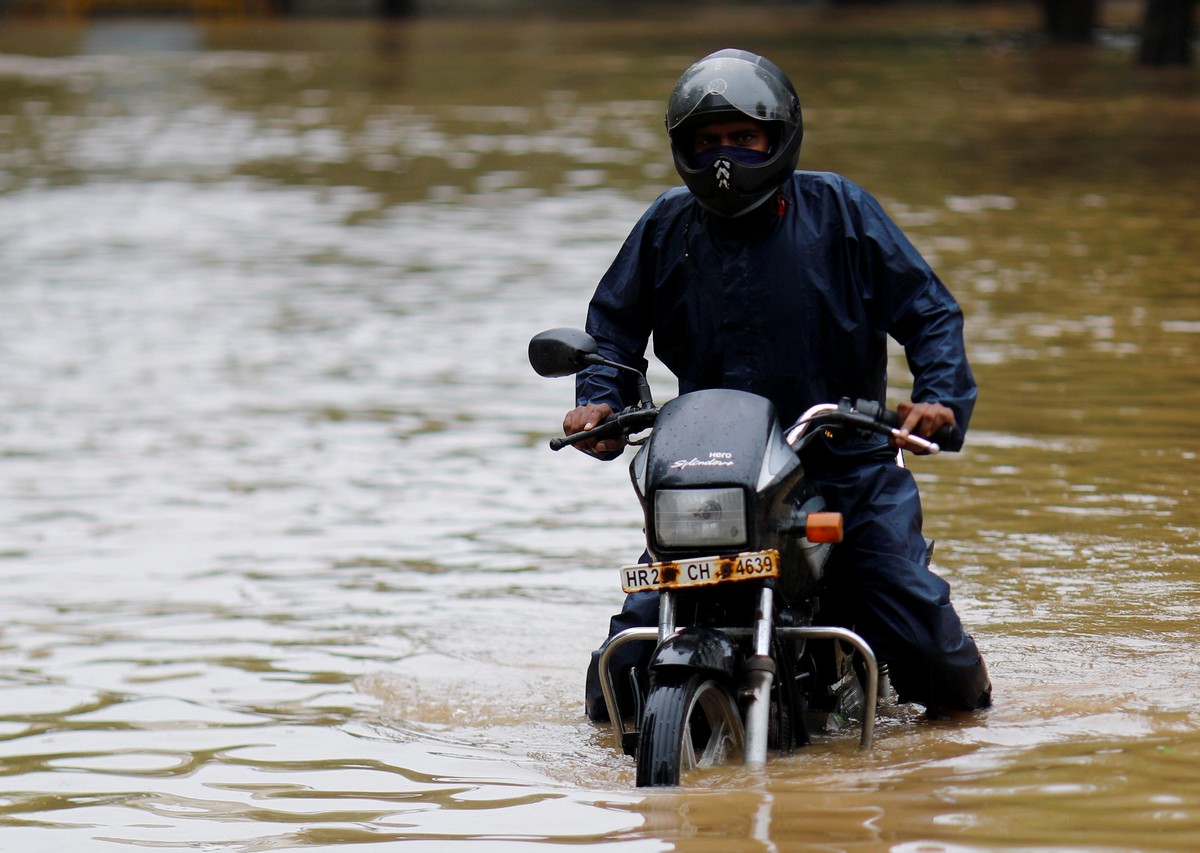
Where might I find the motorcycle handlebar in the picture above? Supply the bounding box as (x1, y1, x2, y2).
(551, 398, 962, 454)
(853, 399, 964, 453)
(550, 429, 606, 451)
(931, 424, 964, 453)
(550, 406, 660, 452)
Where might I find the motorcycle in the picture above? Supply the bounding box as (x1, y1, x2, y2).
(528, 327, 960, 787)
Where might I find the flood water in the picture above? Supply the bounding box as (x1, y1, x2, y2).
(1, 6, 1198, 851)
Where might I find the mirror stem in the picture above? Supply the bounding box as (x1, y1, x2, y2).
(584, 354, 655, 409)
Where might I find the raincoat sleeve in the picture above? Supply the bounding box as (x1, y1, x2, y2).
(574, 203, 658, 414)
(850, 184, 978, 434)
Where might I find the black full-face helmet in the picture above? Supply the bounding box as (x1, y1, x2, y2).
(665, 49, 803, 218)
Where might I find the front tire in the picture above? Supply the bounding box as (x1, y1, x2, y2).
(635, 672, 745, 787)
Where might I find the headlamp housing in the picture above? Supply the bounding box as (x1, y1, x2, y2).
(653, 487, 748, 549)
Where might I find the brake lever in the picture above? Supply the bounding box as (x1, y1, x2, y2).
(550, 422, 617, 451)
(549, 406, 659, 452)
(890, 430, 940, 455)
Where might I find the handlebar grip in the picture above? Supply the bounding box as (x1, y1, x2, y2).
(852, 398, 962, 451)
(549, 416, 623, 452)
(931, 423, 964, 453)
(549, 428, 605, 451)
(852, 399, 898, 428)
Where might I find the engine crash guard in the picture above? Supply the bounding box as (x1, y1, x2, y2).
(596, 625, 878, 755)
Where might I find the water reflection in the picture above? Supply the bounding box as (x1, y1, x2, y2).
(1, 8, 1198, 851)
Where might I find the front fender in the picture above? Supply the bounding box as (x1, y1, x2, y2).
(650, 627, 742, 679)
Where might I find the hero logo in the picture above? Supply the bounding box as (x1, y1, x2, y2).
(671, 451, 734, 470)
(714, 157, 732, 189)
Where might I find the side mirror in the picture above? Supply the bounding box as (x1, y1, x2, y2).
(528, 327, 599, 377)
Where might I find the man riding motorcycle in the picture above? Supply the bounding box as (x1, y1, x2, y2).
(563, 49, 992, 720)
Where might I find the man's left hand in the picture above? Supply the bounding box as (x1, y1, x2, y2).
(893, 401, 956, 455)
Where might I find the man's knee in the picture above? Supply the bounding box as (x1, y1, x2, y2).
(585, 592, 659, 721)
(610, 590, 659, 633)
(887, 636, 991, 712)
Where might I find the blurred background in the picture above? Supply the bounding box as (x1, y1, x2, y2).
(0, 0, 1196, 66)
(0, 2, 1198, 851)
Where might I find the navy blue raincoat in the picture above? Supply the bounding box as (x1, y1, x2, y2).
(578, 171, 991, 714)
(577, 171, 976, 430)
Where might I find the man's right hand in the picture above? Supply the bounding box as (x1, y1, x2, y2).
(563, 403, 625, 457)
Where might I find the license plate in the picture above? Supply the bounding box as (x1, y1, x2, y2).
(620, 549, 780, 593)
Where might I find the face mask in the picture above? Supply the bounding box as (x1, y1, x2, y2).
(691, 145, 772, 169)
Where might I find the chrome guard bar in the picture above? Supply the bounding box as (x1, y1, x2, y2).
(596, 624, 878, 754)
(596, 627, 659, 753)
(778, 625, 878, 749)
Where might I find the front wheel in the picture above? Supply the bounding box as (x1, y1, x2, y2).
(635, 672, 745, 787)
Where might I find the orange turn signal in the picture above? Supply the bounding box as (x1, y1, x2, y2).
(805, 512, 844, 544)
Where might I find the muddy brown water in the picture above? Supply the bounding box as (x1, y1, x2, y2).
(1, 6, 1198, 851)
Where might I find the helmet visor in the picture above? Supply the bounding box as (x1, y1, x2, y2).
(666, 54, 799, 133)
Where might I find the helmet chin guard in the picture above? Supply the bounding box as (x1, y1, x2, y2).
(666, 49, 803, 218)
(714, 156, 732, 190)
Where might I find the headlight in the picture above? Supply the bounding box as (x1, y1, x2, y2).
(654, 488, 747, 549)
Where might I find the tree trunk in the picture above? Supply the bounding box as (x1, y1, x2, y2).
(1139, 0, 1196, 66)
(1041, 0, 1098, 43)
